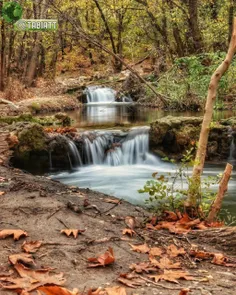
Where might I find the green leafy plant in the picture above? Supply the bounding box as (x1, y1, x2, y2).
(139, 148, 222, 219)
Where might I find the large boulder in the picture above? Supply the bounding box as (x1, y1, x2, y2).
(150, 116, 233, 161)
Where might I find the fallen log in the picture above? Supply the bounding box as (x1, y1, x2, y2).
(188, 227, 236, 255)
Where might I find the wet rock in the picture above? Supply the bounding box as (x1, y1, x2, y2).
(119, 73, 146, 101)
(150, 116, 233, 161)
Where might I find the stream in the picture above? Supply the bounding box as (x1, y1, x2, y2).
(51, 87, 236, 217)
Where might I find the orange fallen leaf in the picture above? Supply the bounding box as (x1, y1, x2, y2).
(104, 198, 121, 204)
(179, 289, 190, 295)
(163, 211, 179, 221)
(129, 243, 150, 253)
(122, 228, 135, 237)
(87, 288, 106, 295)
(0, 229, 28, 241)
(22, 241, 42, 253)
(211, 253, 236, 267)
(9, 253, 35, 266)
(189, 250, 213, 260)
(129, 262, 156, 273)
(105, 286, 127, 295)
(149, 270, 194, 284)
(88, 247, 115, 267)
(167, 244, 186, 257)
(149, 247, 163, 256)
(0, 191, 5, 196)
(61, 229, 85, 239)
(118, 273, 145, 288)
(38, 286, 80, 295)
(149, 256, 181, 269)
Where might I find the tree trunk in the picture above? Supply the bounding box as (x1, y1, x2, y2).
(187, 0, 204, 53)
(186, 17, 236, 208)
(188, 227, 236, 255)
(207, 163, 233, 223)
(0, 10, 6, 91)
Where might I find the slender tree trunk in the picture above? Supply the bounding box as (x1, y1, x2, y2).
(0, 5, 6, 91)
(207, 163, 233, 223)
(186, 17, 236, 208)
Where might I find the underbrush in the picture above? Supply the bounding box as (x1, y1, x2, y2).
(143, 52, 236, 110)
(3, 78, 33, 102)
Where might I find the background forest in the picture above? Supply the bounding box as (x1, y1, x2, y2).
(0, 0, 236, 109)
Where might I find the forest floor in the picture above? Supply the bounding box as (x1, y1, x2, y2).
(0, 164, 236, 295)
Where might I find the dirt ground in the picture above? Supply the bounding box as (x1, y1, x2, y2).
(0, 165, 235, 295)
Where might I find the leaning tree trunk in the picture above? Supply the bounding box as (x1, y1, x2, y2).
(188, 227, 236, 255)
(186, 17, 236, 208)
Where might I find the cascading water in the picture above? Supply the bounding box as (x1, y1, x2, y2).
(228, 127, 236, 162)
(67, 140, 82, 168)
(85, 86, 116, 103)
(82, 127, 159, 166)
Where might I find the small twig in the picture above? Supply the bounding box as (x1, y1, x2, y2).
(56, 217, 69, 229)
(86, 236, 121, 245)
(47, 207, 62, 220)
(103, 199, 123, 215)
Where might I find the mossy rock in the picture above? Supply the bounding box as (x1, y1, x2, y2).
(17, 124, 47, 155)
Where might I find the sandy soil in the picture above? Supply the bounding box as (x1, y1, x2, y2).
(0, 165, 236, 295)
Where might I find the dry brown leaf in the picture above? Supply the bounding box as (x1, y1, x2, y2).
(88, 247, 115, 267)
(0, 191, 5, 196)
(189, 250, 213, 260)
(129, 262, 156, 273)
(179, 289, 190, 295)
(12, 263, 66, 291)
(149, 256, 181, 269)
(163, 211, 179, 221)
(125, 216, 135, 230)
(122, 228, 135, 237)
(104, 198, 121, 204)
(167, 245, 186, 257)
(105, 286, 127, 295)
(87, 287, 106, 295)
(0, 229, 28, 241)
(8, 253, 35, 266)
(149, 270, 194, 284)
(129, 243, 150, 254)
(22, 241, 42, 253)
(149, 247, 163, 256)
(61, 229, 85, 239)
(118, 273, 145, 288)
(37, 286, 80, 295)
(211, 253, 236, 267)
(0, 276, 38, 292)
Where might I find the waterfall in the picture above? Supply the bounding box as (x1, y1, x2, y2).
(85, 86, 116, 103)
(83, 127, 159, 166)
(67, 140, 82, 167)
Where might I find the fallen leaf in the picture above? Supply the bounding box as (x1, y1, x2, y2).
(179, 289, 190, 295)
(0, 191, 5, 196)
(105, 286, 127, 295)
(122, 228, 135, 237)
(12, 263, 65, 291)
(38, 286, 80, 295)
(88, 247, 115, 267)
(149, 256, 181, 269)
(163, 211, 179, 221)
(61, 229, 85, 239)
(167, 245, 186, 257)
(189, 250, 213, 260)
(149, 247, 163, 256)
(22, 241, 42, 253)
(129, 243, 150, 253)
(9, 253, 35, 266)
(118, 273, 145, 288)
(87, 287, 106, 295)
(125, 216, 135, 230)
(149, 270, 195, 284)
(129, 262, 156, 273)
(104, 198, 121, 204)
(211, 253, 236, 267)
(0, 229, 28, 241)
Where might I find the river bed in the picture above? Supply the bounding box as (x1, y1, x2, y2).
(50, 101, 236, 219)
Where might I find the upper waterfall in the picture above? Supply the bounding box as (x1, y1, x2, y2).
(85, 86, 116, 103)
